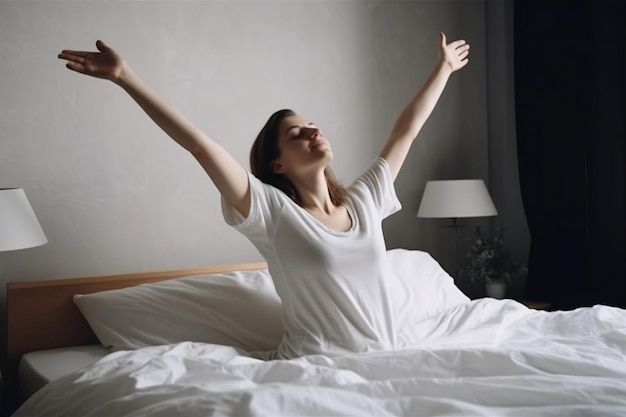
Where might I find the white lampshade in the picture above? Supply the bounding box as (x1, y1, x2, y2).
(417, 180, 498, 219)
(0, 188, 48, 251)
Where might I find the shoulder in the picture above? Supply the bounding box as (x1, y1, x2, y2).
(349, 157, 393, 190)
(348, 157, 401, 216)
(222, 172, 291, 228)
(249, 172, 289, 201)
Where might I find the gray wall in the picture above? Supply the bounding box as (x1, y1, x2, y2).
(1, 0, 527, 336)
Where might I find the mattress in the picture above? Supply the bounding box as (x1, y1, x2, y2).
(18, 344, 110, 401)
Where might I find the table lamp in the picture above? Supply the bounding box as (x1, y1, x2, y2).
(417, 179, 497, 276)
(0, 188, 48, 252)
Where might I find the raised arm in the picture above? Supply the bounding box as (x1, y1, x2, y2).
(58, 40, 251, 217)
(379, 32, 470, 180)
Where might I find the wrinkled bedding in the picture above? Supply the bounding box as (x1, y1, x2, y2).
(14, 298, 626, 417)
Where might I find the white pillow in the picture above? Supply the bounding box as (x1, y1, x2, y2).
(74, 251, 467, 354)
(386, 249, 470, 328)
(74, 269, 284, 352)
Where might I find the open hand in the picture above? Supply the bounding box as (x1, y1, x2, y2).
(439, 32, 470, 72)
(58, 40, 124, 82)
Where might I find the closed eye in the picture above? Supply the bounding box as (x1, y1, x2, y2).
(287, 122, 317, 140)
(292, 129, 310, 140)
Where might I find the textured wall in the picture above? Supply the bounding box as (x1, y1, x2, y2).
(0, 1, 490, 325)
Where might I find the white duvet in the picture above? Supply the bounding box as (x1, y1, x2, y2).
(14, 298, 626, 417)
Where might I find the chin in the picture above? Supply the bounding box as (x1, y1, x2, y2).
(307, 152, 333, 172)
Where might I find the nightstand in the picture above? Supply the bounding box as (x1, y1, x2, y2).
(520, 300, 551, 310)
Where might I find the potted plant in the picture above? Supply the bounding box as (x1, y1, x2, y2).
(461, 225, 526, 299)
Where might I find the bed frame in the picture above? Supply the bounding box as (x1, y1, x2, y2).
(2, 261, 267, 415)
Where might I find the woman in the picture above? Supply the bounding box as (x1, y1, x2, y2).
(58, 33, 469, 359)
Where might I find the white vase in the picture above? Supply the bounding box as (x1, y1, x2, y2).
(486, 281, 506, 299)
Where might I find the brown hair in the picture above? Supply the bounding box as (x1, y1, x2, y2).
(250, 109, 347, 206)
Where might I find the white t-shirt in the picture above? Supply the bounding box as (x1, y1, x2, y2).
(222, 157, 402, 358)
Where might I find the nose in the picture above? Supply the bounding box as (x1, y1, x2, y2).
(303, 126, 321, 138)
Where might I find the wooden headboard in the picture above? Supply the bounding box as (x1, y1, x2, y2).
(2, 261, 267, 415)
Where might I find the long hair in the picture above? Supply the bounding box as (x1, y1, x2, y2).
(250, 109, 347, 206)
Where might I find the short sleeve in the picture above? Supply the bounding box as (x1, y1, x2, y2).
(351, 157, 402, 219)
(221, 172, 286, 240)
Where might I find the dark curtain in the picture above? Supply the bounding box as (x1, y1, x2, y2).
(514, 0, 626, 310)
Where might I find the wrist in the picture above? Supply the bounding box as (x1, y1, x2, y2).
(114, 63, 134, 88)
(435, 60, 454, 77)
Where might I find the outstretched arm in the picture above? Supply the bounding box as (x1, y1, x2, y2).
(379, 32, 470, 180)
(58, 40, 251, 217)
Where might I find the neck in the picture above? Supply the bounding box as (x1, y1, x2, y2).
(290, 169, 335, 213)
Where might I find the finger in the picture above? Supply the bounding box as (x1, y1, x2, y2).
(58, 50, 89, 58)
(440, 32, 447, 47)
(96, 40, 110, 53)
(65, 62, 87, 74)
(58, 52, 87, 64)
(449, 39, 468, 49)
(458, 50, 470, 60)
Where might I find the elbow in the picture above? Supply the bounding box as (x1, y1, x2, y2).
(391, 118, 424, 142)
(389, 127, 418, 145)
(187, 143, 209, 160)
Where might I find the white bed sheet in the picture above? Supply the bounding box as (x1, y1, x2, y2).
(18, 344, 109, 401)
(14, 298, 626, 417)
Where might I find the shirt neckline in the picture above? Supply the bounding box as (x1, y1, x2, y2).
(294, 197, 357, 236)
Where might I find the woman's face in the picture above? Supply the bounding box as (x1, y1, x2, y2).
(272, 114, 333, 176)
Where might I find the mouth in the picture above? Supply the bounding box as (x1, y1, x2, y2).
(310, 139, 329, 150)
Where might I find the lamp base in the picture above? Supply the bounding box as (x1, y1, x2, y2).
(442, 218, 468, 229)
(443, 218, 466, 279)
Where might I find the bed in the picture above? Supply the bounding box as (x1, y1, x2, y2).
(4, 249, 626, 416)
